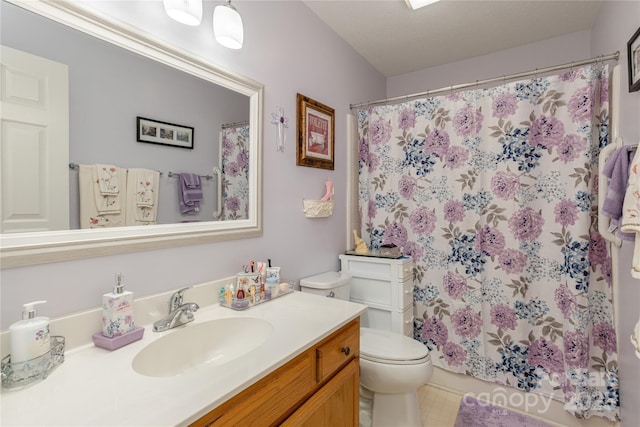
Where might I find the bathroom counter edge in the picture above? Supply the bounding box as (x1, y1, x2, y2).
(0, 291, 367, 426)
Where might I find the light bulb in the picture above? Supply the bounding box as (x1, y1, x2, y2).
(163, 0, 203, 26)
(213, 1, 244, 49)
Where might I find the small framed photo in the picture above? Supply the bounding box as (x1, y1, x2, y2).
(136, 116, 194, 149)
(628, 27, 640, 92)
(296, 93, 335, 170)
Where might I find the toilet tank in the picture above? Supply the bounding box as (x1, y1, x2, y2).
(299, 271, 351, 300)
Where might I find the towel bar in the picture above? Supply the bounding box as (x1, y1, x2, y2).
(167, 171, 213, 180)
(69, 163, 164, 176)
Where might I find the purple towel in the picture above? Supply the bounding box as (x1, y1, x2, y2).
(602, 147, 633, 218)
(602, 146, 636, 241)
(178, 173, 203, 214)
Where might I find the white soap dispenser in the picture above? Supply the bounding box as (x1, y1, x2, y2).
(9, 300, 51, 364)
(102, 273, 134, 338)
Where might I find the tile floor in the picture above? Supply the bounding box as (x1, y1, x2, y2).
(417, 384, 462, 427)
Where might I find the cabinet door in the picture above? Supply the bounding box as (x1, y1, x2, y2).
(191, 350, 315, 427)
(281, 359, 359, 427)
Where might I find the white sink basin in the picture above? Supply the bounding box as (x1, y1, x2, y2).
(132, 317, 274, 377)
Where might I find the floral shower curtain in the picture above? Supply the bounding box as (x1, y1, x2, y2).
(220, 124, 250, 220)
(356, 65, 619, 421)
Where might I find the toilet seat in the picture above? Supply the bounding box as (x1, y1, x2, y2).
(360, 327, 430, 365)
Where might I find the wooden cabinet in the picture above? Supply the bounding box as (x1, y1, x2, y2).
(281, 359, 358, 427)
(191, 319, 359, 427)
(339, 254, 414, 336)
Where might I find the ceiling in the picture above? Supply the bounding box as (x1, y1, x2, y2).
(303, 0, 603, 77)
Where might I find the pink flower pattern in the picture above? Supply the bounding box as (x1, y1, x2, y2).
(410, 207, 436, 236)
(554, 199, 579, 227)
(530, 115, 565, 148)
(492, 93, 518, 119)
(357, 65, 617, 420)
(490, 304, 518, 330)
(443, 200, 465, 223)
(451, 307, 482, 338)
(443, 272, 467, 299)
(221, 125, 250, 220)
(453, 105, 483, 137)
(498, 249, 527, 274)
(491, 171, 520, 200)
(508, 207, 544, 241)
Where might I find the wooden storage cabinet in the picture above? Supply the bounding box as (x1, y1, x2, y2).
(339, 254, 414, 337)
(191, 319, 359, 427)
(281, 359, 359, 427)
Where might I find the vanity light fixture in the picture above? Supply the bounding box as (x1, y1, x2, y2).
(163, 0, 203, 26)
(213, 0, 244, 49)
(405, 0, 440, 10)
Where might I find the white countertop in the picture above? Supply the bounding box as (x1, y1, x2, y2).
(1, 291, 366, 426)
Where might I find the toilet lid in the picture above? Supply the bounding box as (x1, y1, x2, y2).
(300, 271, 351, 289)
(360, 328, 430, 364)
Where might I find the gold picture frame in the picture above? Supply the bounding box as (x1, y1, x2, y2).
(296, 93, 335, 170)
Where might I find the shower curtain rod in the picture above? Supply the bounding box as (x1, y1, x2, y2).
(350, 51, 619, 109)
(221, 120, 249, 129)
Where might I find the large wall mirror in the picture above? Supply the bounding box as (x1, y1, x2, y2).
(0, 0, 263, 268)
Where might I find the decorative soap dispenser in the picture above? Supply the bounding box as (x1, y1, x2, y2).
(9, 300, 51, 364)
(102, 273, 134, 338)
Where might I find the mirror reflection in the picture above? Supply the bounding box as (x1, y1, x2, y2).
(0, 0, 262, 268)
(1, 1, 250, 233)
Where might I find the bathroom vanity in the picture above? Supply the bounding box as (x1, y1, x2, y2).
(193, 318, 359, 426)
(339, 254, 414, 336)
(0, 288, 366, 426)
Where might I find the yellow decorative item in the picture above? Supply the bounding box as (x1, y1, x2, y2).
(352, 229, 368, 254)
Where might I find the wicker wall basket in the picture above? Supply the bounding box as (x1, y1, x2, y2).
(302, 200, 334, 218)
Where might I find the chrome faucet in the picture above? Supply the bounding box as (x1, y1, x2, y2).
(153, 286, 200, 332)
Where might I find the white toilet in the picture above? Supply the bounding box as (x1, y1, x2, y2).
(300, 271, 432, 427)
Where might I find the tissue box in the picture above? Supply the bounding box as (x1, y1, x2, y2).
(380, 244, 401, 258)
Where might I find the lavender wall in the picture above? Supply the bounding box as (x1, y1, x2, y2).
(387, 2, 640, 425)
(387, 30, 592, 98)
(0, 1, 385, 327)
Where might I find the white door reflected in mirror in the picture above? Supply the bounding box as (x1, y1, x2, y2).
(0, 46, 69, 233)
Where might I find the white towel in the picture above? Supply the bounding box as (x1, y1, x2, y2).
(135, 170, 157, 208)
(95, 164, 120, 195)
(126, 168, 160, 226)
(620, 143, 640, 278)
(92, 165, 121, 214)
(79, 164, 125, 228)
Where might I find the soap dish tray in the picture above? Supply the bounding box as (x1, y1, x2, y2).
(92, 326, 145, 351)
(1, 336, 65, 389)
(221, 283, 295, 311)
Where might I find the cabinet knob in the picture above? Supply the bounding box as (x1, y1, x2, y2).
(341, 347, 350, 356)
